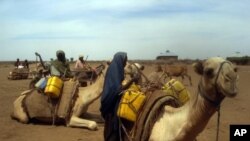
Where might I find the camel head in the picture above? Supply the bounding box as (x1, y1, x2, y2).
(193, 57, 238, 104)
(124, 62, 144, 77)
(94, 63, 106, 75)
(124, 62, 145, 85)
(124, 62, 144, 74)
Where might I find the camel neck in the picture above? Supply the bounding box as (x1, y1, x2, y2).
(150, 89, 219, 141)
(181, 82, 222, 139)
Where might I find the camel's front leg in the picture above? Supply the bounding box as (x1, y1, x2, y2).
(68, 116, 97, 130)
(68, 98, 97, 130)
(11, 95, 29, 123)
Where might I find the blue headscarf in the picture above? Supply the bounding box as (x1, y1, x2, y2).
(100, 52, 127, 118)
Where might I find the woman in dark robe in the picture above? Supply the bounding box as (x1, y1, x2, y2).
(100, 52, 135, 141)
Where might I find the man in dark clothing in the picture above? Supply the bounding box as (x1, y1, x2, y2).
(100, 52, 137, 141)
(50, 50, 72, 78)
(14, 58, 21, 68)
(23, 59, 29, 69)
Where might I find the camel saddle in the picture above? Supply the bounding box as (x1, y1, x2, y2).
(23, 80, 78, 124)
(123, 90, 180, 141)
(8, 68, 29, 80)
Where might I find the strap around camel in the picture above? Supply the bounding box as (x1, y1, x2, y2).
(127, 90, 180, 141)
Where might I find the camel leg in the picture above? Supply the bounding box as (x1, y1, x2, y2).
(182, 74, 192, 86)
(69, 92, 100, 130)
(68, 116, 97, 130)
(185, 74, 192, 86)
(181, 75, 185, 82)
(11, 95, 29, 123)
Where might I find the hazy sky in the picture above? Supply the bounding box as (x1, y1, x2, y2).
(1, 0, 250, 61)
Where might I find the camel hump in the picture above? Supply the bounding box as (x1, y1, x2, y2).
(24, 90, 54, 121)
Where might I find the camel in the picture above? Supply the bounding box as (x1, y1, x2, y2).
(148, 64, 165, 87)
(146, 57, 238, 141)
(125, 62, 145, 84)
(11, 63, 107, 130)
(11, 62, 143, 130)
(164, 64, 192, 86)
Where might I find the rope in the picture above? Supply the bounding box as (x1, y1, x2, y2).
(216, 106, 221, 141)
(197, 61, 229, 141)
(47, 97, 57, 126)
(119, 117, 133, 141)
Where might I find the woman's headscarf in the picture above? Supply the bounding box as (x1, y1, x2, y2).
(100, 52, 127, 118)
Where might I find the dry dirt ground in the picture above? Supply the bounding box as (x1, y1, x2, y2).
(0, 62, 249, 141)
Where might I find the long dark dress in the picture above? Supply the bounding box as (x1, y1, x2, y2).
(100, 52, 127, 141)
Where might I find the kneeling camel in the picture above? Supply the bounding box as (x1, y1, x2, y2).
(11, 64, 107, 130)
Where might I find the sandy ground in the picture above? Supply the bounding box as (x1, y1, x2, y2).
(0, 62, 249, 141)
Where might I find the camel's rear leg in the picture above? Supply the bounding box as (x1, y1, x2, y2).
(11, 95, 29, 123)
(68, 116, 97, 130)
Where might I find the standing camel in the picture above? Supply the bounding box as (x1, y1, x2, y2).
(164, 65, 192, 86)
(125, 57, 238, 141)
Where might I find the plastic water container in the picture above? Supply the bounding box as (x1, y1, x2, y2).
(35, 77, 47, 89)
(117, 83, 146, 122)
(44, 76, 63, 98)
(162, 79, 190, 105)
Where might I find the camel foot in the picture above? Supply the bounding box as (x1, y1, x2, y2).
(10, 112, 29, 124)
(68, 116, 98, 130)
(88, 122, 98, 130)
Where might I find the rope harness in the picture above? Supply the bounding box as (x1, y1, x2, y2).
(198, 61, 230, 141)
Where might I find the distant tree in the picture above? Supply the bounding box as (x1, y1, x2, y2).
(70, 57, 74, 62)
(50, 58, 54, 61)
(242, 56, 249, 65)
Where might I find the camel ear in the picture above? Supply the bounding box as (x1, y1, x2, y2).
(193, 61, 203, 75)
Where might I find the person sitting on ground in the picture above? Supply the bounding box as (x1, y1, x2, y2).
(50, 50, 72, 78)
